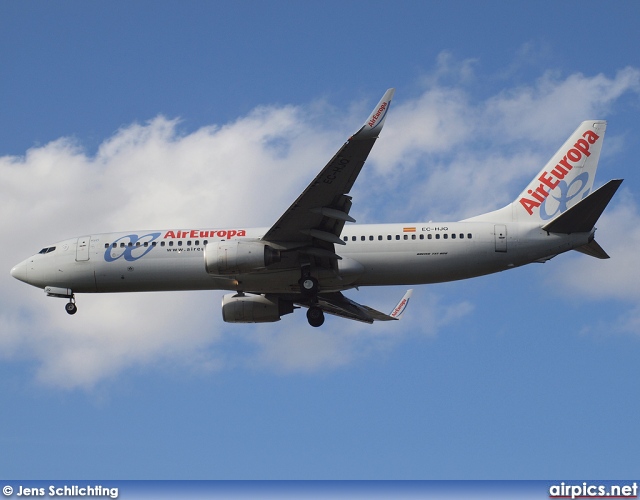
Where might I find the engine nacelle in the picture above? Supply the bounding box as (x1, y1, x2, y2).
(221, 293, 294, 323)
(204, 240, 280, 275)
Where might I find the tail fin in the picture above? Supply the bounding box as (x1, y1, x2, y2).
(515, 120, 607, 222)
(465, 121, 608, 224)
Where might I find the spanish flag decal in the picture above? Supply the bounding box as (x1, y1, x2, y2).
(403, 227, 416, 233)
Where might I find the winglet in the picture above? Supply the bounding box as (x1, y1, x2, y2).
(388, 289, 413, 320)
(352, 88, 395, 140)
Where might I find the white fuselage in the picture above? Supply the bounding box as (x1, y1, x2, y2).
(13, 221, 592, 296)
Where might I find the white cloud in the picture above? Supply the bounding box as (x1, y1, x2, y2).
(484, 67, 640, 143)
(1, 61, 638, 388)
(549, 193, 640, 300)
(362, 63, 640, 222)
(547, 191, 640, 335)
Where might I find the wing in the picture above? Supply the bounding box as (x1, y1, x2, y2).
(261, 88, 395, 247)
(298, 289, 413, 324)
(255, 89, 398, 324)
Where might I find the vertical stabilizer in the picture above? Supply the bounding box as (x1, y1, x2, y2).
(464, 121, 607, 224)
(514, 120, 607, 222)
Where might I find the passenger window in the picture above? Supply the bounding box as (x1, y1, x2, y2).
(195, 240, 199, 246)
(169, 241, 174, 247)
(369, 236, 374, 241)
(428, 234, 432, 239)
(468, 233, 472, 239)
(178, 241, 183, 246)
(161, 242, 165, 247)
(187, 241, 192, 246)
(204, 240, 208, 245)
(343, 236, 348, 242)
(435, 234, 440, 239)
(361, 236, 366, 241)
(420, 234, 424, 240)
(144, 242, 149, 247)
(136, 242, 141, 247)
(105, 243, 109, 249)
(460, 233, 464, 239)
(352, 236, 357, 242)
(395, 235, 400, 240)
(128, 242, 133, 247)
(403, 235, 408, 240)
(444, 234, 448, 239)
(412, 234, 416, 240)
(112, 243, 117, 248)
(451, 234, 456, 239)
(387, 235, 392, 240)
(378, 235, 382, 241)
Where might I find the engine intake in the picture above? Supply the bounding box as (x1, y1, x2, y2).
(204, 240, 280, 275)
(221, 293, 294, 323)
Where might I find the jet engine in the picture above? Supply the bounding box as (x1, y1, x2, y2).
(221, 293, 294, 323)
(204, 240, 280, 275)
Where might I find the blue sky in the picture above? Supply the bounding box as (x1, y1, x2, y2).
(1, 1, 640, 480)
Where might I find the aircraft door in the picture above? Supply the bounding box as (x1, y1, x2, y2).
(494, 225, 507, 253)
(76, 236, 91, 261)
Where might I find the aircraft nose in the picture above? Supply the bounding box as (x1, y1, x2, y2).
(10, 260, 28, 283)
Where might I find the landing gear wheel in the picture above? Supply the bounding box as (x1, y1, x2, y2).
(299, 276, 318, 296)
(65, 302, 77, 315)
(307, 306, 324, 327)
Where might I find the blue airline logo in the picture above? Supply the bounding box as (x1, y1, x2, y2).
(539, 172, 590, 220)
(104, 232, 161, 262)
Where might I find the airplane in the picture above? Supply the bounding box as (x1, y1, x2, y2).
(10, 88, 623, 327)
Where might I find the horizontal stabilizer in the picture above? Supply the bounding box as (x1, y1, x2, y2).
(574, 239, 610, 259)
(542, 179, 623, 234)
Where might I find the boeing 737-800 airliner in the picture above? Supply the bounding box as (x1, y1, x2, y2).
(10, 89, 622, 327)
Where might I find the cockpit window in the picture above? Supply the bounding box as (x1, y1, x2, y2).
(38, 246, 56, 254)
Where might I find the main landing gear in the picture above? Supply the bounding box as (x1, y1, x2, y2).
(306, 306, 324, 328)
(298, 276, 319, 296)
(299, 267, 324, 327)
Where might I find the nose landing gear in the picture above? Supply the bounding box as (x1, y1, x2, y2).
(44, 287, 78, 315)
(65, 296, 77, 315)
